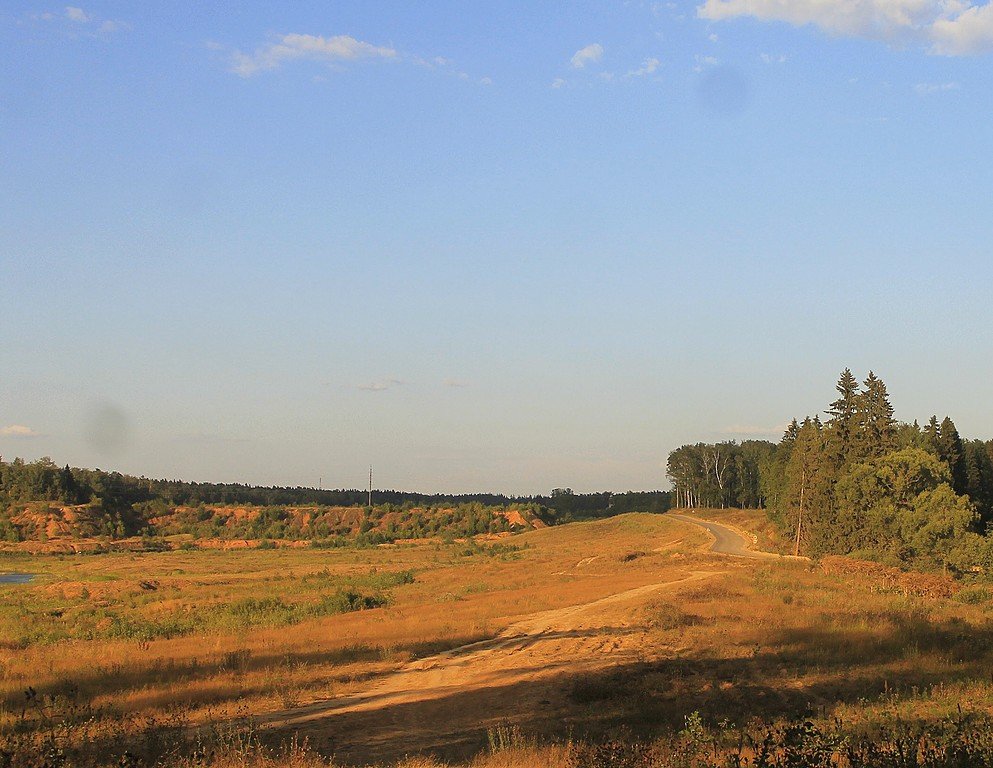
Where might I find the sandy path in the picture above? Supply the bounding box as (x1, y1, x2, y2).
(259, 569, 721, 733)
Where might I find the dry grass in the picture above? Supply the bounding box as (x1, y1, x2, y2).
(0, 516, 694, 748)
(3, 512, 993, 766)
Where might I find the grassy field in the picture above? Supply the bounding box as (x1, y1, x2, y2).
(3, 512, 993, 766)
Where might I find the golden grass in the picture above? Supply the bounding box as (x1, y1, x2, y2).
(3, 512, 993, 766)
(0, 516, 699, 739)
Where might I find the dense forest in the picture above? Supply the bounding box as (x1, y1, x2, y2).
(666, 440, 777, 509)
(668, 369, 993, 572)
(0, 458, 670, 543)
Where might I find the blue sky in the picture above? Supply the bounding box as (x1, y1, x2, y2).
(2, 1, 992, 493)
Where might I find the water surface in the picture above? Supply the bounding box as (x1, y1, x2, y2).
(0, 572, 35, 584)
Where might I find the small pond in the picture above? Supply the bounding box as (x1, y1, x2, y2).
(0, 573, 35, 584)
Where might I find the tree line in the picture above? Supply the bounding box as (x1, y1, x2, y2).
(667, 369, 993, 572)
(666, 441, 776, 510)
(0, 457, 671, 542)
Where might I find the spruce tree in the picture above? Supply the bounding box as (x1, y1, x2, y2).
(923, 416, 941, 455)
(854, 371, 896, 461)
(825, 368, 860, 467)
(57, 465, 78, 504)
(962, 440, 993, 525)
(781, 419, 800, 449)
(937, 416, 968, 496)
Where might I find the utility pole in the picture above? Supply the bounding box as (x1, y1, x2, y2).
(368, 465, 373, 508)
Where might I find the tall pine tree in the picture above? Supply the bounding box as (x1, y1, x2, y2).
(825, 368, 860, 468)
(853, 371, 896, 462)
(923, 416, 941, 455)
(936, 416, 968, 495)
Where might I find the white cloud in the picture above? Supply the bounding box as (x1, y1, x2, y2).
(231, 34, 397, 77)
(915, 80, 961, 92)
(931, 2, 993, 53)
(697, 0, 993, 55)
(1, 425, 42, 438)
(698, 0, 931, 39)
(357, 376, 404, 392)
(626, 57, 661, 77)
(551, 77, 567, 88)
(65, 6, 89, 22)
(760, 52, 789, 62)
(570, 42, 605, 68)
(479, 76, 493, 85)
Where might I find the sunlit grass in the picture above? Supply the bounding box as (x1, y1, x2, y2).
(3, 512, 993, 766)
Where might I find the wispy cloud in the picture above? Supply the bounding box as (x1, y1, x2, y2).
(226, 33, 489, 84)
(231, 34, 397, 77)
(570, 43, 605, 68)
(915, 80, 961, 93)
(1, 425, 42, 438)
(443, 378, 470, 388)
(35, 6, 130, 36)
(413, 54, 488, 84)
(561, 46, 661, 86)
(625, 57, 661, 77)
(698, 0, 993, 56)
(693, 53, 719, 71)
(357, 376, 404, 392)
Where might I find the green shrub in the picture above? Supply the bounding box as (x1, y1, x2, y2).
(956, 586, 993, 604)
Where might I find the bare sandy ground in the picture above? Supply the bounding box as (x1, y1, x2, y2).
(258, 568, 722, 762)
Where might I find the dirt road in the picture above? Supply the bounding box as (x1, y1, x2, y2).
(253, 514, 783, 762)
(260, 569, 721, 761)
(665, 513, 778, 559)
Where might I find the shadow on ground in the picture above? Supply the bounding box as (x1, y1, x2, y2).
(263, 612, 993, 766)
